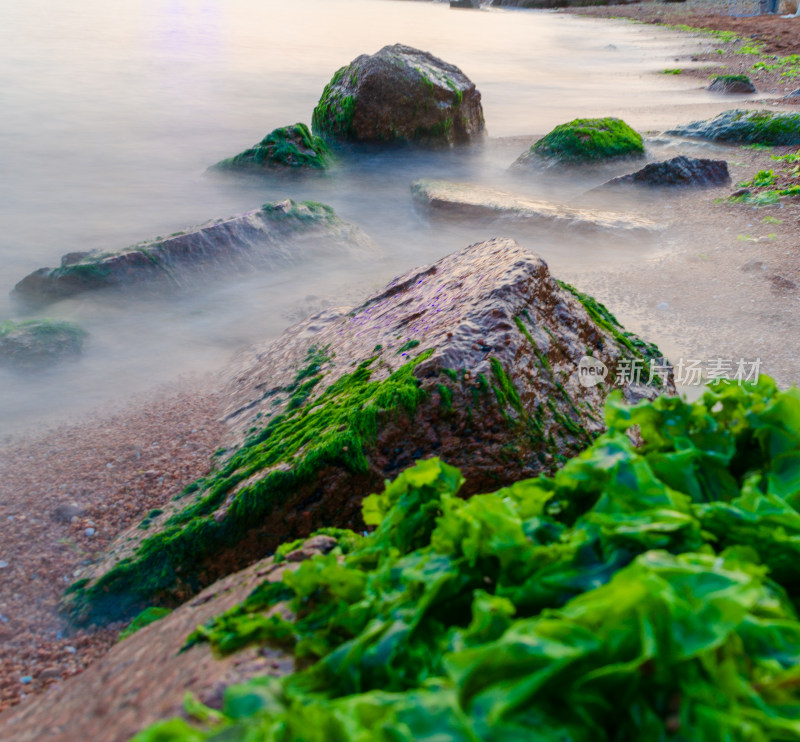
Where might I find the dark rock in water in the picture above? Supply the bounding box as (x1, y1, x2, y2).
(450, 0, 480, 7)
(212, 123, 332, 171)
(667, 109, 800, 146)
(784, 89, 800, 103)
(708, 75, 756, 95)
(600, 156, 730, 189)
(513, 117, 645, 170)
(51, 504, 87, 523)
(63, 237, 673, 625)
(311, 44, 484, 147)
(0, 319, 87, 370)
(770, 275, 797, 292)
(12, 200, 371, 307)
(741, 259, 766, 273)
(411, 179, 660, 236)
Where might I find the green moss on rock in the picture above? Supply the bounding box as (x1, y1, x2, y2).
(214, 123, 332, 171)
(0, 318, 88, 369)
(523, 117, 644, 165)
(668, 109, 800, 146)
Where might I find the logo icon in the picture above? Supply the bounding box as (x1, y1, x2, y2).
(576, 355, 608, 388)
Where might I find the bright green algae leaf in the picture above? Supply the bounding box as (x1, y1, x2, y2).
(134, 376, 800, 741)
(117, 606, 173, 642)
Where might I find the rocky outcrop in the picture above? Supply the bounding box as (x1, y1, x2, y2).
(212, 123, 332, 171)
(599, 156, 730, 189)
(411, 179, 660, 236)
(667, 109, 800, 146)
(708, 75, 756, 95)
(0, 536, 338, 742)
(310, 44, 484, 146)
(62, 237, 673, 626)
(12, 200, 370, 307)
(0, 319, 87, 369)
(513, 117, 644, 170)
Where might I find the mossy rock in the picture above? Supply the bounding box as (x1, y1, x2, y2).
(708, 75, 756, 95)
(62, 237, 671, 627)
(513, 117, 645, 169)
(311, 44, 485, 147)
(213, 123, 332, 171)
(0, 318, 87, 369)
(667, 109, 800, 145)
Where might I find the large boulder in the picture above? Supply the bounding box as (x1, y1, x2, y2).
(708, 74, 756, 95)
(599, 156, 731, 189)
(667, 109, 800, 145)
(12, 200, 370, 307)
(212, 123, 332, 172)
(513, 117, 645, 170)
(411, 179, 660, 236)
(0, 319, 87, 369)
(62, 237, 673, 626)
(310, 44, 484, 146)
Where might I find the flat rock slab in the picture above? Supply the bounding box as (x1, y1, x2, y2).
(599, 156, 730, 189)
(12, 200, 371, 307)
(64, 237, 673, 627)
(411, 179, 660, 236)
(0, 537, 340, 742)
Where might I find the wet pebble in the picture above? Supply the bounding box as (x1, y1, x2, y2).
(84, 528, 95, 537)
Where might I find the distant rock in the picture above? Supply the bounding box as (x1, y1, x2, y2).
(667, 109, 800, 146)
(63, 237, 673, 626)
(599, 156, 730, 189)
(411, 179, 660, 236)
(12, 200, 371, 307)
(513, 117, 645, 170)
(0, 319, 87, 370)
(311, 44, 484, 146)
(708, 74, 756, 95)
(450, 0, 480, 7)
(784, 89, 800, 103)
(212, 123, 332, 171)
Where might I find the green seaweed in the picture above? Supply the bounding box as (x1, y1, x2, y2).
(531, 117, 644, 164)
(117, 607, 173, 641)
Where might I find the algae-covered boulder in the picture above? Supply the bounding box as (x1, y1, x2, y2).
(667, 109, 800, 145)
(513, 117, 644, 169)
(599, 156, 730, 189)
(708, 74, 756, 95)
(212, 123, 332, 171)
(63, 237, 673, 626)
(12, 200, 371, 307)
(411, 179, 660, 237)
(0, 318, 87, 369)
(311, 44, 485, 146)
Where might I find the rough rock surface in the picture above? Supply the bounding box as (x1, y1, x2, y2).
(0, 537, 335, 742)
(708, 75, 756, 95)
(212, 123, 332, 171)
(12, 200, 370, 307)
(512, 117, 644, 170)
(0, 319, 87, 369)
(411, 179, 660, 237)
(64, 238, 673, 626)
(310, 44, 484, 146)
(599, 156, 731, 189)
(667, 109, 800, 145)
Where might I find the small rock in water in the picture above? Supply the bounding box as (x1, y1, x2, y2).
(20, 676, 32, 684)
(84, 528, 96, 537)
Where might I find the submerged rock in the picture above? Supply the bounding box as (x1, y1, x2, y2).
(708, 74, 756, 95)
(63, 237, 673, 625)
(12, 200, 370, 307)
(599, 156, 730, 189)
(667, 109, 800, 146)
(411, 179, 659, 236)
(212, 123, 332, 171)
(311, 44, 484, 146)
(0, 319, 87, 369)
(513, 117, 645, 170)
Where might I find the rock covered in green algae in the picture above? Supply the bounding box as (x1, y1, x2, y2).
(311, 43, 484, 146)
(11, 200, 371, 307)
(708, 74, 756, 95)
(0, 318, 87, 369)
(667, 109, 800, 145)
(62, 237, 673, 626)
(513, 117, 644, 169)
(213, 123, 332, 171)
